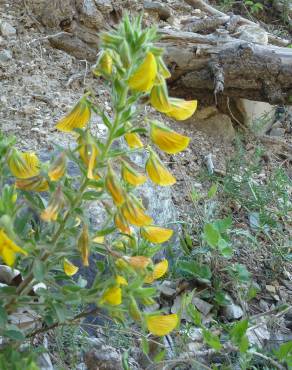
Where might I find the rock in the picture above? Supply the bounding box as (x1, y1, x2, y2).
(186, 327, 203, 341)
(0, 21, 16, 37)
(0, 49, 12, 63)
(270, 127, 285, 137)
(0, 265, 20, 284)
(143, 302, 160, 313)
(188, 113, 235, 143)
(236, 99, 275, 127)
(94, 0, 113, 13)
(158, 280, 176, 297)
(193, 297, 213, 316)
(38, 353, 54, 370)
(266, 285, 276, 294)
(144, 1, 172, 20)
(84, 345, 123, 370)
(194, 106, 218, 120)
(187, 341, 204, 353)
(247, 319, 270, 348)
(259, 299, 270, 311)
(171, 295, 213, 321)
(237, 25, 268, 45)
(222, 302, 243, 320)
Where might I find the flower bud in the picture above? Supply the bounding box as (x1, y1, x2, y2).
(78, 224, 90, 267)
(105, 165, 125, 206)
(145, 150, 176, 186)
(48, 152, 67, 182)
(41, 186, 64, 222)
(15, 175, 49, 192)
(8, 149, 40, 179)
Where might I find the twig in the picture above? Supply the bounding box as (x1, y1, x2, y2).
(253, 351, 285, 370)
(27, 31, 72, 46)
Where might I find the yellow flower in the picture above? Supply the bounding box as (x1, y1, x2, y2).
(41, 187, 63, 222)
(146, 314, 178, 336)
(15, 176, 49, 192)
(92, 236, 105, 244)
(165, 98, 197, 121)
(114, 212, 131, 235)
(126, 256, 151, 269)
(102, 286, 122, 306)
(121, 197, 153, 227)
(116, 275, 128, 285)
(63, 259, 79, 276)
(150, 121, 190, 154)
(157, 56, 171, 79)
(124, 132, 144, 149)
(141, 225, 173, 244)
(0, 229, 27, 266)
(93, 50, 113, 76)
(146, 152, 176, 186)
(77, 135, 99, 180)
(48, 153, 67, 182)
(56, 97, 91, 132)
(122, 162, 147, 187)
(128, 52, 157, 92)
(8, 150, 40, 179)
(78, 224, 90, 267)
(105, 165, 125, 206)
(144, 259, 168, 283)
(150, 81, 171, 113)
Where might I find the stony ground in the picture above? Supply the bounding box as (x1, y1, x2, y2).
(0, 1, 291, 369)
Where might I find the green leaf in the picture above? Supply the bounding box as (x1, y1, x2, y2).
(213, 216, 232, 233)
(82, 190, 103, 200)
(53, 302, 66, 323)
(274, 341, 292, 366)
(186, 304, 202, 326)
(96, 260, 105, 273)
(229, 264, 251, 283)
(94, 227, 116, 237)
(178, 260, 212, 280)
(122, 350, 130, 370)
(218, 239, 233, 258)
(3, 329, 25, 341)
(154, 349, 166, 363)
(207, 183, 218, 198)
(230, 319, 249, 353)
(0, 306, 8, 327)
(202, 329, 222, 350)
(203, 223, 220, 248)
(32, 259, 46, 282)
(141, 337, 149, 355)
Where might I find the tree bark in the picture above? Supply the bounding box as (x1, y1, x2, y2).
(24, 0, 292, 105)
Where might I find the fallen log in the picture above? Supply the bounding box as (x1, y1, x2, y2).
(24, 0, 292, 105)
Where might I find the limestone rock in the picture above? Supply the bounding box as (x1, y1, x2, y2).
(0, 49, 12, 64)
(144, 1, 172, 20)
(270, 127, 285, 137)
(188, 113, 235, 143)
(0, 21, 16, 37)
(237, 25, 268, 45)
(222, 302, 243, 320)
(85, 345, 123, 370)
(158, 280, 176, 297)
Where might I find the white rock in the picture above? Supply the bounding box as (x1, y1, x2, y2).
(0, 49, 12, 63)
(222, 303, 243, 320)
(247, 319, 270, 347)
(0, 265, 20, 284)
(193, 297, 213, 316)
(0, 21, 16, 37)
(266, 285, 276, 294)
(158, 280, 176, 297)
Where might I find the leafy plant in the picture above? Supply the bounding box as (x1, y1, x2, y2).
(0, 15, 198, 369)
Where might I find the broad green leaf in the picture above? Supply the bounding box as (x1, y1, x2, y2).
(202, 329, 222, 350)
(274, 341, 292, 366)
(178, 260, 212, 280)
(3, 329, 25, 341)
(154, 349, 166, 363)
(230, 319, 249, 353)
(186, 304, 202, 326)
(141, 337, 149, 355)
(203, 223, 220, 248)
(213, 216, 232, 233)
(0, 306, 8, 327)
(32, 259, 46, 282)
(82, 190, 103, 200)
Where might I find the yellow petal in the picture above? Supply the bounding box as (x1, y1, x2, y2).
(128, 52, 157, 92)
(92, 236, 105, 244)
(105, 166, 125, 206)
(150, 82, 171, 113)
(122, 163, 147, 187)
(48, 153, 67, 182)
(0, 229, 27, 266)
(166, 98, 197, 121)
(146, 152, 176, 186)
(56, 98, 91, 132)
(8, 151, 40, 179)
(124, 132, 143, 149)
(15, 176, 49, 192)
(150, 121, 190, 154)
(127, 256, 151, 269)
(116, 275, 128, 285)
(63, 259, 79, 276)
(145, 259, 168, 283)
(93, 50, 113, 76)
(157, 57, 171, 79)
(146, 314, 178, 336)
(141, 226, 173, 244)
(114, 212, 131, 234)
(122, 199, 153, 227)
(78, 225, 90, 267)
(102, 286, 122, 306)
(41, 203, 59, 222)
